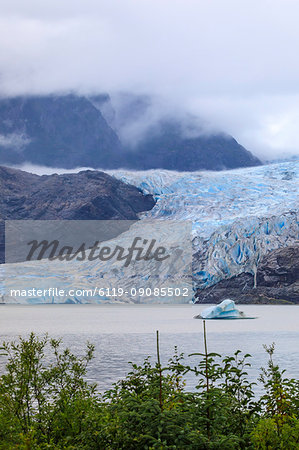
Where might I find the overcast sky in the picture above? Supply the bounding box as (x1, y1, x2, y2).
(1, 0, 299, 160)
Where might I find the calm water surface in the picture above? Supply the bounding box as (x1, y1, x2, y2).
(0, 304, 298, 391)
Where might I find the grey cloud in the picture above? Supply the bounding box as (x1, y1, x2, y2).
(1, 0, 299, 158)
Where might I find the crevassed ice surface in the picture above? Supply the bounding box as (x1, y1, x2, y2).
(109, 161, 298, 288)
(1, 160, 298, 303)
(109, 161, 298, 235)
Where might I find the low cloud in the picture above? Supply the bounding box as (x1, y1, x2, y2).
(0, 132, 31, 152)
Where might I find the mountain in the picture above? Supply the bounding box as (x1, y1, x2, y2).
(0, 94, 261, 171)
(0, 95, 122, 168)
(0, 165, 155, 263)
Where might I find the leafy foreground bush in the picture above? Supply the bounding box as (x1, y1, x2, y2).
(0, 330, 298, 449)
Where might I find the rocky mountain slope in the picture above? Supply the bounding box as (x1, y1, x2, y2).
(195, 246, 299, 304)
(122, 119, 260, 171)
(0, 165, 155, 263)
(0, 94, 261, 171)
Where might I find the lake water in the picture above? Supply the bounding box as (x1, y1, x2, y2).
(0, 304, 298, 392)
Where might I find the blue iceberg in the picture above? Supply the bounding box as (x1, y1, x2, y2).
(195, 299, 245, 319)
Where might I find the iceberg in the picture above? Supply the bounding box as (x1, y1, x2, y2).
(194, 299, 246, 319)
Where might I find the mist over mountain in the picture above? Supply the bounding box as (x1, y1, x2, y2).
(0, 94, 261, 171)
(0, 95, 122, 168)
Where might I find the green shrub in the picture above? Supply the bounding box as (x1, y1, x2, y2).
(0, 331, 297, 449)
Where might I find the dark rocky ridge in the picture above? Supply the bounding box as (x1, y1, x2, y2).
(0, 94, 261, 171)
(0, 165, 155, 263)
(195, 246, 299, 304)
(123, 120, 261, 171)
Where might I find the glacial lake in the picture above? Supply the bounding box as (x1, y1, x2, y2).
(0, 304, 298, 392)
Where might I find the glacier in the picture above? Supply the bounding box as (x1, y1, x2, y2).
(109, 160, 298, 289)
(1, 160, 298, 304)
